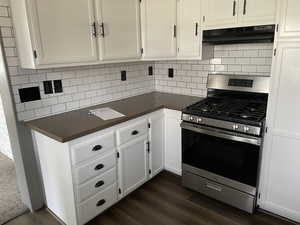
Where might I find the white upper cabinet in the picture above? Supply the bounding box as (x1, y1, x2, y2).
(140, 0, 177, 59)
(11, 0, 99, 68)
(238, 0, 277, 26)
(202, 0, 238, 29)
(202, 0, 277, 30)
(278, 0, 300, 39)
(259, 42, 300, 223)
(177, 0, 202, 59)
(95, 0, 141, 60)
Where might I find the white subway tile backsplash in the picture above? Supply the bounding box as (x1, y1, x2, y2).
(155, 43, 273, 97)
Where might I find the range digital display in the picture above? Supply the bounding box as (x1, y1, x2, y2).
(228, 79, 253, 88)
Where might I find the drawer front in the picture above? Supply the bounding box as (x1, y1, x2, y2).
(118, 120, 148, 145)
(75, 152, 116, 184)
(71, 132, 115, 165)
(182, 171, 255, 213)
(77, 167, 117, 203)
(78, 183, 117, 225)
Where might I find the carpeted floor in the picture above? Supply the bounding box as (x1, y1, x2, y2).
(0, 153, 27, 224)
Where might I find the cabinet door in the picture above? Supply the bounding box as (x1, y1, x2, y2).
(278, 0, 300, 39)
(28, 0, 98, 66)
(141, 0, 177, 59)
(149, 113, 164, 177)
(95, 0, 141, 60)
(202, 0, 238, 29)
(164, 110, 182, 175)
(118, 136, 148, 197)
(239, 0, 277, 26)
(177, 0, 202, 58)
(259, 42, 300, 222)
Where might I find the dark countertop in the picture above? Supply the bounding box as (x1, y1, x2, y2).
(26, 92, 201, 143)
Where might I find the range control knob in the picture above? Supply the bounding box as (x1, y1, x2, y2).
(244, 126, 250, 132)
(233, 124, 239, 130)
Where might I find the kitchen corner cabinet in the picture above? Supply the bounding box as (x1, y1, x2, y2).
(164, 109, 182, 175)
(11, 0, 142, 69)
(177, 0, 202, 59)
(141, 0, 204, 60)
(140, 0, 177, 59)
(277, 0, 300, 40)
(202, 0, 277, 30)
(33, 109, 168, 225)
(258, 42, 300, 223)
(95, 0, 141, 61)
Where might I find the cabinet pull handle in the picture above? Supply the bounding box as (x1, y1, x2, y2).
(94, 164, 104, 171)
(233, 1, 236, 16)
(131, 130, 139, 135)
(96, 199, 106, 207)
(206, 183, 222, 192)
(100, 22, 105, 37)
(92, 145, 102, 151)
(92, 22, 97, 37)
(195, 22, 199, 36)
(243, 0, 247, 15)
(95, 180, 104, 188)
(173, 25, 177, 38)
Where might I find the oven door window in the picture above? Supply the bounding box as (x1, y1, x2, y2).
(182, 128, 259, 187)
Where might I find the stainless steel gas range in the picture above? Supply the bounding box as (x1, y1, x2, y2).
(181, 74, 270, 213)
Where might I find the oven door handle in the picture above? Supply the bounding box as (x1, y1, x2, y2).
(181, 122, 261, 146)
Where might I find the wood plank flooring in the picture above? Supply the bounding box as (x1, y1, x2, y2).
(5, 171, 297, 225)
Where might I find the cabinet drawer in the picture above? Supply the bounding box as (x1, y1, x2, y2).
(77, 167, 116, 203)
(71, 132, 115, 165)
(117, 120, 148, 145)
(75, 152, 116, 184)
(182, 171, 255, 213)
(78, 183, 117, 225)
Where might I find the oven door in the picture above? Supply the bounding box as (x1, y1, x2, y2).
(181, 121, 261, 194)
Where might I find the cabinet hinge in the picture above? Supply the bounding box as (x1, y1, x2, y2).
(258, 193, 261, 199)
(203, 16, 206, 23)
(148, 123, 151, 128)
(118, 188, 122, 194)
(274, 48, 277, 56)
(117, 152, 120, 158)
(141, 48, 144, 55)
(147, 141, 150, 153)
(265, 126, 268, 134)
(149, 169, 152, 175)
(276, 24, 279, 32)
(33, 50, 37, 59)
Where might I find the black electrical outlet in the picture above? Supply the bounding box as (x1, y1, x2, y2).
(19, 87, 41, 103)
(148, 66, 153, 76)
(54, 80, 63, 93)
(121, 70, 127, 81)
(43, 81, 53, 94)
(168, 68, 174, 78)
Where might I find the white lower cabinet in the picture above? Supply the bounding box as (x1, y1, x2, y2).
(33, 109, 171, 225)
(164, 109, 182, 175)
(118, 135, 149, 197)
(149, 112, 165, 177)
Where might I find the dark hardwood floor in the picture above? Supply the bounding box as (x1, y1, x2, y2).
(6, 171, 296, 225)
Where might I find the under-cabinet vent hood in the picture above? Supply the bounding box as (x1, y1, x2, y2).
(203, 25, 275, 45)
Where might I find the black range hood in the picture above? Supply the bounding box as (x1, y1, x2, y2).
(203, 25, 275, 45)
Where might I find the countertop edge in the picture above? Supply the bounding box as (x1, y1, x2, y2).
(27, 105, 175, 143)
